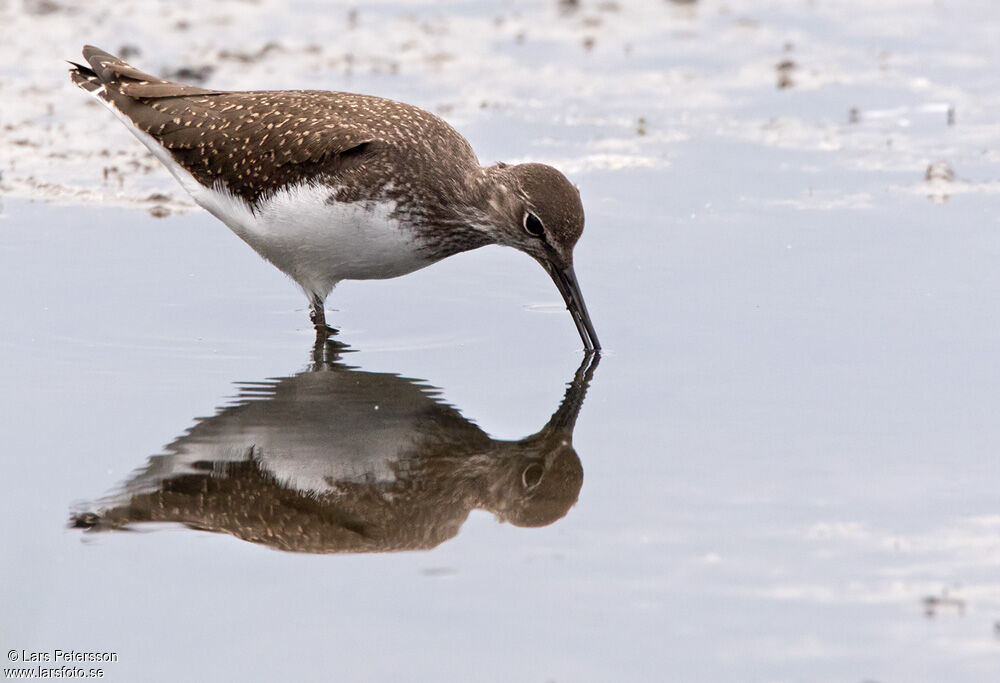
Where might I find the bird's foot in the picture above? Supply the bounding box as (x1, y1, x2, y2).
(313, 322, 339, 339)
(309, 298, 338, 337)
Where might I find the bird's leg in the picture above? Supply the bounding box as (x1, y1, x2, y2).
(309, 295, 338, 338)
(309, 295, 350, 367)
(309, 298, 326, 329)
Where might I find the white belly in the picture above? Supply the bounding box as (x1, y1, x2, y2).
(194, 180, 433, 299)
(87, 88, 431, 299)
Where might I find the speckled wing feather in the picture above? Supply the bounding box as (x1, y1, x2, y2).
(74, 45, 383, 206)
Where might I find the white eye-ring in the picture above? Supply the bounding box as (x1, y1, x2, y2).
(522, 463, 544, 488)
(523, 211, 545, 237)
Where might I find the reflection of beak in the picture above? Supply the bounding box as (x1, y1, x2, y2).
(548, 264, 601, 351)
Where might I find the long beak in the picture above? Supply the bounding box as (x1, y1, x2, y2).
(549, 264, 601, 351)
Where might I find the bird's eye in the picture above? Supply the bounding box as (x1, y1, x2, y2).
(523, 211, 545, 237)
(521, 463, 544, 489)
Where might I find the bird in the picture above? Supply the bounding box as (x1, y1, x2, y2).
(68, 45, 600, 350)
(71, 340, 598, 553)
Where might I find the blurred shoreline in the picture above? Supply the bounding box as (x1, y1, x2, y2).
(2, 0, 999, 216)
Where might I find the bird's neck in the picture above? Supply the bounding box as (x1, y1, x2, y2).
(412, 164, 512, 259)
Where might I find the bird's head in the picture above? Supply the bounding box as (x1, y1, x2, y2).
(480, 162, 601, 350)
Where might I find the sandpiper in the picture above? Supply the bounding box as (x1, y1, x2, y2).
(68, 46, 600, 350)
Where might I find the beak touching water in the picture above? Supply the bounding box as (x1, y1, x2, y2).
(548, 264, 601, 351)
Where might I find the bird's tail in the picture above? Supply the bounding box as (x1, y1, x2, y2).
(67, 45, 217, 104)
(67, 59, 103, 94)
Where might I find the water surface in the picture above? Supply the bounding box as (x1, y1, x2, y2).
(3, 1, 1000, 681)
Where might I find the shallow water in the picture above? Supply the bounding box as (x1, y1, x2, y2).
(3, 0, 1000, 681)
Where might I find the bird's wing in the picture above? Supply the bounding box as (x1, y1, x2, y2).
(73, 46, 381, 206)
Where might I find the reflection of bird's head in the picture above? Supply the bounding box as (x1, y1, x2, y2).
(485, 432, 583, 528)
(481, 352, 597, 528)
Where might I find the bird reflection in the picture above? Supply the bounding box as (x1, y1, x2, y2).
(72, 340, 598, 554)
